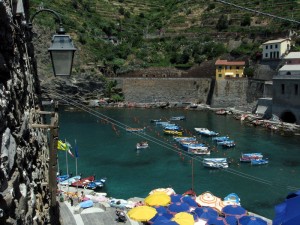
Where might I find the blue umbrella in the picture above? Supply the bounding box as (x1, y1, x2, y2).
(194, 207, 218, 220)
(181, 196, 198, 207)
(152, 220, 179, 225)
(150, 213, 173, 223)
(225, 215, 238, 225)
(273, 190, 300, 225)
(239, 216, 267, 225)
(222, 205, 247, 217)
(207, 217, 227, 225)
(168, 202, 190, 214)
(155, 206, 168, 214)
(171, 194, 183, 203)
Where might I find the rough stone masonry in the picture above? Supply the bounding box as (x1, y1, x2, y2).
(0, 1, 58, 225)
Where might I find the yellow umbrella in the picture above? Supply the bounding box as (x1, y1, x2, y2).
(172, 212, 194, 225)
(127, 206, 157, 222)
(145, 192, 171, 206)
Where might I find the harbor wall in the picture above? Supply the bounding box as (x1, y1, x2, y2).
(114, 78, 265, 110)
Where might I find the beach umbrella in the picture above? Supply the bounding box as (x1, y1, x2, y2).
(225, 215, 238, 225)
(239, 216, 267, 225)
(150, 188, 176, 196)
(181, 195, 198, 207)
(183, 189, 197, 197)
(150, 213, 173, 223)
(152, 220, 179, 225)
(196, 192, 221, 208)
(145, 192, 171, 207)
(155, 206, 168, 214)
(172, 212, 194, 225)
(171, 194, 183, 203)
(215, 199, 238, 212)
(194, 207, 218, 220)
(127, 205, 157, 222)
(273, 190, 300, 225)
(168, 202, 190, 214)
(222, 205, 247, 218)
(207, 217, 228, 225)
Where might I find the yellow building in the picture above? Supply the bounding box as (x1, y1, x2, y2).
(215, 59, 245, 80)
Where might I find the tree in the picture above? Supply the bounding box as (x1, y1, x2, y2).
(241, 14, 251, 26)
(216, 14, 228, 31)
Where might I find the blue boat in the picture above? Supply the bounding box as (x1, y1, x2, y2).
(174, 136, 197, 142)
(251, 159, 269, 165)
(86, 177, 107, 189)
(212, 136, 230, 142)
(57, 174, 69, 182)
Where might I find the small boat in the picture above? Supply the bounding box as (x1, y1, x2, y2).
(212, 136, 230, 142)
(181, 143, 206, 150)
(240, 153, 263, 162)
(224, 193, 241, 205)
(187, 146, 210, 155)
(155, 121, 171, 126)
(150, 119, 161, 123)
(164, 129, 183, 136)
(170, 116, 186, 121)
(203, 158, 228, 169)
(126, 127, 145, 132)
(221, 141, 236, 148)
(173, 136, 197, 142)
(251, 159, 269, 165)
(195, 128, 219, 136)
(71, 175, 95, 188)
(86, 178, 107, 189)
(136, 141, 149, 149)
(163, 125, 181, 130)
(57, 174, 69, 182)
(59, 176, 81, 186)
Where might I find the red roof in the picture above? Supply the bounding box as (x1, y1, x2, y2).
(215, 59, 245, 66)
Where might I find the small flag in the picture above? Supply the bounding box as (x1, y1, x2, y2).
(65, 141, 75, 158)
(57, 140, 67, 151)
(75, 142, 79, 158)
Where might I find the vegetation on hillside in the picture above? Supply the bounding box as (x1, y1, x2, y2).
(30, 0, 300, 76)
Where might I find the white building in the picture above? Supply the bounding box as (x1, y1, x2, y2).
(262, 38, 291, 60)
(283, 52, 300, 64)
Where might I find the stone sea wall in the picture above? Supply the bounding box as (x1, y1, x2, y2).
(114, 78, 212, 104)
(1, 1, 54, 225)
(114, 78, 264, 111)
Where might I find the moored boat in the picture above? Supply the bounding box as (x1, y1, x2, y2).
(57, 174, 69, 183)
(195, 128, 219, 136)
(170, 116, 186, 121)
(212, 136, 230, 142)
(240, 153, 263, 162)
(164, 129, 183, 136)
(187, 146, 210, 155)
(251, 159, 269, 165)
(202, 158, 228, 169)
(173, 136, 197, 142)
(71, 175, 95, 188)
(136, 141, 149, 149)
(59, 176, 81, 186)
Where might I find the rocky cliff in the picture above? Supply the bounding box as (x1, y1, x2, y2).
(0, 1, 56, 224)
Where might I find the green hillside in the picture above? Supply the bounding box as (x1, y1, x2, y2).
(30, 0, 300, 75)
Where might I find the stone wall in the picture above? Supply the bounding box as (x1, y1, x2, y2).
(211, 78, 264, 111)
(115, 78, 212, 104)
(0, 1, 54, 225)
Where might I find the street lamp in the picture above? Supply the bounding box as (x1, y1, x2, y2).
(29, 9, 76, 77)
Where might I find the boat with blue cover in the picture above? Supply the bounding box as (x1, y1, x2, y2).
(57, 174, 69, 183)
(251, 159, 269, 165)
(212, 136, 230, 142)
(86, 177, 107, 189)
(59, 175, 81, 186)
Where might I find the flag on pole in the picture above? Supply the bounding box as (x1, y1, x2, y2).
(57, 140, 67, 151)
(57, 140, 74, 157)
(75, 141, 79, 158)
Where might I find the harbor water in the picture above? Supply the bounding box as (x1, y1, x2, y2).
(57, 107, 300, 219)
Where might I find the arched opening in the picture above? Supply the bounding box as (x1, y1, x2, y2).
(280, 111, 297, 123)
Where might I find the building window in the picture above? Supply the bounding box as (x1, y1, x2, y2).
(275, 44, 278, 48)
(226, 66, 231, 70)
(236, 74, 239, 78)
(287, 71, 291, 75)
(295, 84, 298, 95)
(236, 66, 239, 69)
(265, 45, 268, 49)
(218, 66, 222, 69)
(265, 53, 268, 58)
(270, 45, 273, 49)
(218, 74, 222, 78)
(281, 84, 285, 94)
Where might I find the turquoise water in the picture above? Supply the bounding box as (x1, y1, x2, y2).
(57, 107, 300, 219)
